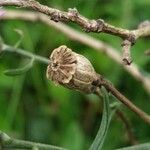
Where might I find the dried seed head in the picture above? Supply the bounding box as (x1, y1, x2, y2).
(46, 45, 99, 93)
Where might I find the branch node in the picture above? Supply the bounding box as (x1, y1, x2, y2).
(128, 33, 136, 45)
(92, 74, 113, 93)
(68, 8, 79, 21)
(96, 19, 104, 32)
(83, 20, 96, 32)
(83, 19, 104, 33)
(50, 10, 62, 22)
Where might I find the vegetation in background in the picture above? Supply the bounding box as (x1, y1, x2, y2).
(0, 0, 150, 149)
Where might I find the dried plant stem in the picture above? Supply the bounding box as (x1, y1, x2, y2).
(122, 39, 132, 65)
(1, 43, 150, 125)
(0, 0, 150, 64)
(1, 10, 150, 95)
(99, 77, 150, 125)
(0, 0, 149, 39)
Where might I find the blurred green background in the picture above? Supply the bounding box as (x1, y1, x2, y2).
(0, 0, 150, 149)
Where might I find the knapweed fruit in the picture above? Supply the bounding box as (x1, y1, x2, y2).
(46, 45, 99, 93)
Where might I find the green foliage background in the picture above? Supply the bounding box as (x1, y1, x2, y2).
(0, 0, 150, 149)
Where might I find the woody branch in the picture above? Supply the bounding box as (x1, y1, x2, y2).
(0, 0, 150, 65)
(0, 10, 150, 95)
(1, 43, 150, 125)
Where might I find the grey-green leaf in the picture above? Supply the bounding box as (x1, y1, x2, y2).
(14, 29, 24, 48)
(117, 143, 150, 150)
(89, 86, 110, 150)
(4, 58, 34, 76)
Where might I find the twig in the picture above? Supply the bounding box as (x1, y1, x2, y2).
(95, 76, 150, 125)
(0, 0, 150, 65)
(1, 10, 150, 95)
(1, 43, 150, 125)
(0, 4, 149, 147)
(1, 44, 50, 64)
(0, 0, 148, 39)
(0, 131, 66, 150)
(121, 39, 132, 65)
(116, 110, 138, 145)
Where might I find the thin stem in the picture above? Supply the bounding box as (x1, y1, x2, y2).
(2, 44, 50, 64)
(1, 10, 150, 94)
(1, 42, 150, 125)
(0, 131, 66, 150)
(99, 77, 150, 125)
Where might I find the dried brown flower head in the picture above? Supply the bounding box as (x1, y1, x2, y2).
(46, 45, 99, 93)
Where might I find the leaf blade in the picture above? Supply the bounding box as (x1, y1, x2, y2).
(89, 87, 110, 150)
(4, 58, 34, 76)
(117, 143, 150, 150)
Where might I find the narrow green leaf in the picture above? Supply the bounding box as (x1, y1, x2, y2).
(109, 93, 121, 118)
(4, 58, 34, 76)
(117, 143, 150, 150)
(89, 87, 110, 150)
(14, 29, 24, 48)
